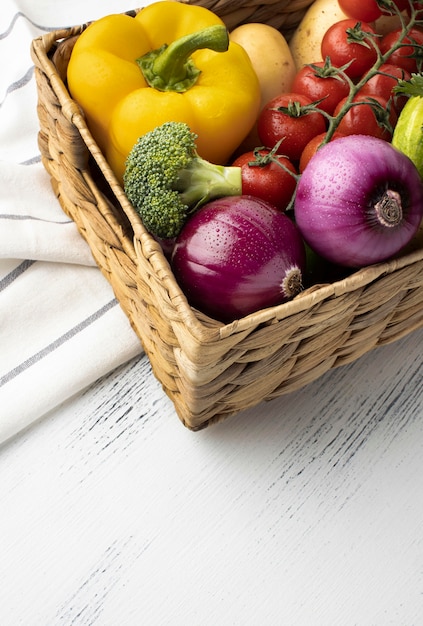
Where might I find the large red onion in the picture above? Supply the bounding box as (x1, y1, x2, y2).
(294, 135, 423, 267)
(171, 195, 306, 323)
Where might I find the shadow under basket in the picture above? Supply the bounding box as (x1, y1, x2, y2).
(30, 0, 423, 430)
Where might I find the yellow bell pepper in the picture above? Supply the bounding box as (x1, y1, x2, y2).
(67, 1, 261, 182)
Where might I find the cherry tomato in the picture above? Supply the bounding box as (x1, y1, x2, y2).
(299, 131, 346, 173)
(392, 0, 412, 11)
(380, 27, 423, 73)
(257, 93, 327, 163)
(232, 149, 297, 212)
(408, 2, 423, 18)
(291, 61, 350, 115)
(381, 0, 423, 17)
(338, 0, 382, 23)
(360, 63, 411, 114)
(321, 19, 378, 79)
(401, 0, 423, 15)
(334, 94, 398, 140)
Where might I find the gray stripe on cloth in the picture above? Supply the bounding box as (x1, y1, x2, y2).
(0, 299, 119, 387)
(0, 260, 35, 293)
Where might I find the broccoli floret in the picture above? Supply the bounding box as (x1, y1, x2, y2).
(123, 121, 242, 239)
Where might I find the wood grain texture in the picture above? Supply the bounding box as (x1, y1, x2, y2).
(0, 329, 422, 625)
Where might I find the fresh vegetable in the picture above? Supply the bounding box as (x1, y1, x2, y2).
(289, 0, 348, 69)
(392, 73, 423, 178)
(67, 1, 260, 182)
(320, 19, 378, 80)
(408, 2, 423, 19)
(359, 63, 411, 114)
(299, 131, 345, 172)
(171, 196, 306, 323)
(333, 93, 398, 139)
(294, 135, 423, 267)
(231, 146, 297, 212)
(291, 59, 350, 115)
(257, 93, 326, 162)
(389, 0, 416, 11)
(229, 22, 296, 150)
(123, 121, 242, 239)
(337, 0, 382, 23)
(229, 23, 296, 112)
(339, 0, 414, 32)
(287, 4, 423, 151)
(379, 27, 423, 73)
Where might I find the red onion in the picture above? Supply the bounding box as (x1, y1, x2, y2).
(151, 233, 176, 260)
(171, 195, 306, 323)
(294, 135, 423, 267)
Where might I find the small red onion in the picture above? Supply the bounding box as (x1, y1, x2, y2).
(171, 195, 306, 322)
(294, 135, 423, 267)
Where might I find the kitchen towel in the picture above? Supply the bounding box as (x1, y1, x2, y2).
(0, 0, 154, 444)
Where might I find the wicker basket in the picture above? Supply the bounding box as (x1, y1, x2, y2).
(31, 0, 423, 430)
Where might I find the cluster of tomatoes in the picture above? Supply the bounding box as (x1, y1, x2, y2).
(338, 0, 423, 23)
(232, 0, 423, 214)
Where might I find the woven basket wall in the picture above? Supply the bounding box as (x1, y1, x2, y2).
(31, 0, 423, 430)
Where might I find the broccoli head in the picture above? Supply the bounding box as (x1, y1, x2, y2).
(123, 121, 242, 239)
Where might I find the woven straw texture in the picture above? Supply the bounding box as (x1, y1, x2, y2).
(31, 0, 423, 429)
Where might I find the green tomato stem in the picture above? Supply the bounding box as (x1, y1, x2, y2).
(321, 2, 422, 145)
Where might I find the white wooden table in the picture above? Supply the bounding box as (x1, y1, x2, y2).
(1, 327, 422, 625)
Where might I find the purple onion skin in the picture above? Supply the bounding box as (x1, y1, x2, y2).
(294, 135, 423, 268)
(151, 233, 176, 260)
(171, 195, 306, 323)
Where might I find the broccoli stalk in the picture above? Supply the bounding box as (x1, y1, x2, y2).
(123, 121, 242, 239)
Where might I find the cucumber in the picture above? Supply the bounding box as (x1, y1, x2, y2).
(392, 95, 423, 179)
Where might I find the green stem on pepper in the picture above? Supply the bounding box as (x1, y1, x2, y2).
(137, 24, 229, 93)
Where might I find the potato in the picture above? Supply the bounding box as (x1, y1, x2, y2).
(230, 23, 296, 151)
(230, 23, 296, 111)
(289, 0, 348, 70)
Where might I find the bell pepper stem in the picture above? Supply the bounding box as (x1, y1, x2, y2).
(137, 24, 229, 93)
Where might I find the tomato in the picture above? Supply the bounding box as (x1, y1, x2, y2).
(392, 0, 412, 10)
(232, 149, 297, 212)
(321, 19, 378, 79)
(402, 0, 423, 14)
(338, 0, 421, 21)
(291, 61, 350, 115)
(334, 93, 398, 140)
(408, 2, 423, 18)
(299, 131, 346, 173)
(257, 93, 327, 162)
(338, 0, 382, 23)
(360, 63, 411, 114)
(381, 0, 423, 13)
(379, 28, 423, 74)
(381, 0, 423, 17)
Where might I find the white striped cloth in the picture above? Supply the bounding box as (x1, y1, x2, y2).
(0, 0, 159, 444)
